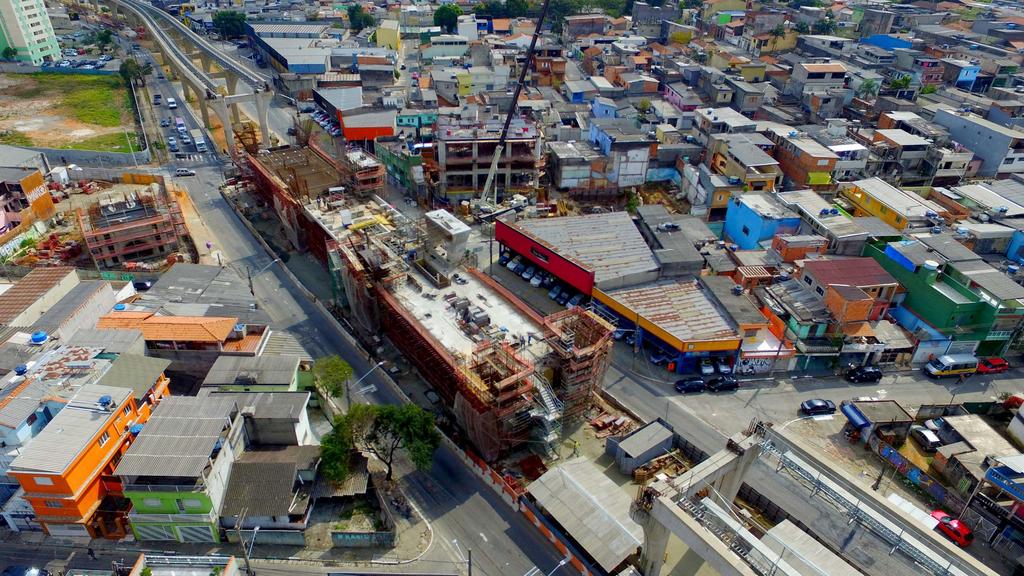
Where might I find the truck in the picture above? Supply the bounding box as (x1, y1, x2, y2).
(190, 128, 208, 153)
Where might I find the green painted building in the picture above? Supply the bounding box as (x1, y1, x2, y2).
(116, 396, 241, 543)
(865, 238, 1024, 356)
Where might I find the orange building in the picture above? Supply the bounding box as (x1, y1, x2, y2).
(8, 384, 150, 538)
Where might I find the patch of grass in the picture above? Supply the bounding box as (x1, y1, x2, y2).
(62, 131, 140, 153)
(0, 130, 32, 146)
(1, 72, 127, 127)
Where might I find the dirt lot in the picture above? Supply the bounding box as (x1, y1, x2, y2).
(0, 72, 138, 152)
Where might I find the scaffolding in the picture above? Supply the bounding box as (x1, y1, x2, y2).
(454, 341, 537, 461)
(542, 307, 616, 422)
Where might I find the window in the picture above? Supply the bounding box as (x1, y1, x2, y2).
(98, 431, 110, 447)
(34, 476, 53, 486)
(45, 500, 62, 508)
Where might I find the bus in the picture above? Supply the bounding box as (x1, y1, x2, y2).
(923, 354, 978, 378)
(190, 128, 207, 153)
(175, 117, 187, 137)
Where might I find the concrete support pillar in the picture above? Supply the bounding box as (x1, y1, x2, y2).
(713, 438, 762, 504)
(212, 98, 235, 158)
(640, 513, 671, 576)
(255, 91, 272, 148)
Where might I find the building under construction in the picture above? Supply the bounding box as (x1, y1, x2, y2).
(542, 308, 616, 422)
(329, 204, 613, 461)
(77, 183, 188, 270)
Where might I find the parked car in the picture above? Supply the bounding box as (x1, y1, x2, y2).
(699, 358, 715, 376)
(706, 376, 739, 392)
(675, 376, 705, 393)
(799, 398, 837, 416)
(555, 290, 571, 306)
(566, 293, 584, 309)
(909, 425, 942, 453)
(977, 357, 1010, 374)
(715, 358, 732, 374)
(522, 265, 536, 280)
(845, 365, 883, 383)
(931, 510, 974, 547)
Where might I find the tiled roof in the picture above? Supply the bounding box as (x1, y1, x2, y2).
(97, 312, 238, 342)
(0, 267, 75, 324)
(802, 257, 896, 287)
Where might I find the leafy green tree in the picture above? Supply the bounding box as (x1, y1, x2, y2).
(794, 21, 810, 34)
(856, 78, 879, 98)
(313, 355, 354, 398)
(340, 403, 441, 481)
(347, 5, 374, 31)
(434, 4, 463, 33)
(507, 0, 529, 17)
(812, 17, 836, 35)
(212, 10, 247, 38)
(1, 47, 16, 61)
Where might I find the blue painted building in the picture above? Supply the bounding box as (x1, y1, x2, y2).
(722, 193, 801, 250)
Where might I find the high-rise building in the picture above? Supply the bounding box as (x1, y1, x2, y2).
(0, 0, 60, 65)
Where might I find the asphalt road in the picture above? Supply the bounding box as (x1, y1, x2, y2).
(176, 164, 569, 576)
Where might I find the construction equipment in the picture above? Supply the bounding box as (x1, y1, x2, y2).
(476, 0, 553, 217)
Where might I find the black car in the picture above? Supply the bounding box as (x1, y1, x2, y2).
(705, 376, 738, 392)
(799, 398, 837, 416)
(675, 376, 705, 393)
(845, 365, 883, 383)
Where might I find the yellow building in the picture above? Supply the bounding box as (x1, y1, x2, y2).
(840, 177, 950, 230)
(376, 19, 401, 51)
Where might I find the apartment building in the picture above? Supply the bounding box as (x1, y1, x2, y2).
(0, 0, 59, 65)
(8, 384, 144, 538)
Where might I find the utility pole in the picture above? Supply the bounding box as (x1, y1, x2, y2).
(235, 507, 255, 576)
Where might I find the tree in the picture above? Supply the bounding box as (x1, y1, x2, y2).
(768, 24, 786, 52)
(212, 10, 246, 38)
(812, 17, 836, 35)
(347, 5, 374, 31)
(313, 355, 354, 398)
(434, 4, 463, 33)
(507, 0, 529, 17)
(340, 404, 441, 481)
(856, 78, 879, 98)
(1, 47, 16, 61)
(119, 58, 142, 87)
(794, 21, 810, 34)
(96, 29, 113, 47)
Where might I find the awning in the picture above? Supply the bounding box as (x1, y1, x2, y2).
(841, 402, 870, 429)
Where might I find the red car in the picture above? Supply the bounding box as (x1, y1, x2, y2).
(931, 510, 974, 547)
(977, 357, 1010, 374)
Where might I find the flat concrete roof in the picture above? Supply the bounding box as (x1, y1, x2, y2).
(513, 212, 660, 288)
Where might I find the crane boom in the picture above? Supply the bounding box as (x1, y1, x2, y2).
(478, 0, 554, 208)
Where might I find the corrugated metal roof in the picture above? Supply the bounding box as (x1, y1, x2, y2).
(528, 458, 642, 573)
(9, 384, 132, 474)
(96, 354, 170, 398)
(115, 396, 236, 478)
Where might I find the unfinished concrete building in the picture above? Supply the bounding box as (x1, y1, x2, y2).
(542, 307, 615, 422)
(77, 184, 188, 270)
(455, 341, 561, 461)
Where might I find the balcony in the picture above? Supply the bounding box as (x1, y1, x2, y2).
(129, 509, 217, 524)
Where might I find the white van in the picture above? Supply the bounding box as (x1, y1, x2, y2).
(166, 97, 177, 109)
